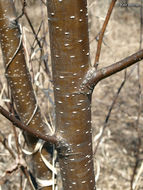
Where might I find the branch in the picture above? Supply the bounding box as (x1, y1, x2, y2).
(0, 105, 59, 146)
(82, 49, 143, 91)
(24, 10, 52, 80)
(94, 0, 117, 69)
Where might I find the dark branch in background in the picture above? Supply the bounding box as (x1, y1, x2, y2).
(0, 105, 59, 146)
(94, 0, 117, 69)
(93, 66, 137, 155)
(82, 49, 143, 91)
(18, 0, 52, 81)
(16, 0, 26, 20)
(23, 8, 52, 81)
(94, 71, 127, 154)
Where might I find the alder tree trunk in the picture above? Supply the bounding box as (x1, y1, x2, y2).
(47, 1, 96, 189)
(0, 1, 53, 189)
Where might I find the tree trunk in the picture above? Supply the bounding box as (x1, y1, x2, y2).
(0, 1, 53, 189)
(47, 1, 95, 189)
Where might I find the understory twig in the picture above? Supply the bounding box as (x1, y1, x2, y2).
(94, 0, 117, 69)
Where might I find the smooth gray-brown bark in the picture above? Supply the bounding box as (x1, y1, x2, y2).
(47, 1, 96, 189)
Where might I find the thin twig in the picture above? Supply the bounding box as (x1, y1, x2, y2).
(94, 0, 117, 69)
(94, 70, 127, 154)
(16, 0, 27, 20)
(23, 10, 52, 81)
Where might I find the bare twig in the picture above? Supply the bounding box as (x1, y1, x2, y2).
(94, 71, 127, 154)
(16, 0, 27, 20)
(94, 0, 117, 69)
(23, 10, 52, 81)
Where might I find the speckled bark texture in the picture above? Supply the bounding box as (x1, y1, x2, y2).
(0, 1, 52, 189)
(47, 0, 95, 189)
